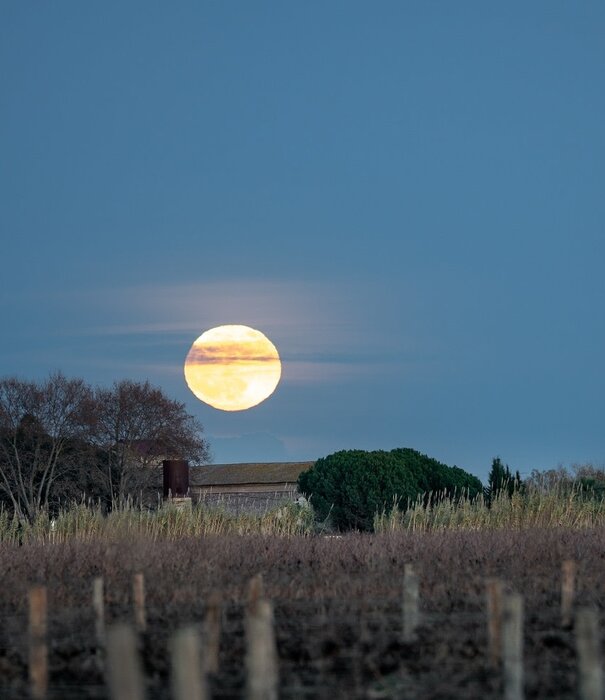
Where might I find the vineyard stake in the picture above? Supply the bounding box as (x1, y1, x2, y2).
(247, 573, 264, 609)
(402, 563, 420, 643)
(502, 592, 524, 700)
(561, 559, 576, 629)
(93, 577, 105, 649)
(575, 608, 603, 700)
(133, 573, 146, 632)
(106, 624, 145, 700)
(28, 585, 48, 700)
(170, 626, 209, 700)
(245, 576, 278, 700)
(202, 590, 222, 675)
(486, 578, 504, 668)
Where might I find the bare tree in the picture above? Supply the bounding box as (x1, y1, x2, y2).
(90, 380, 210, 505)
(0, 374, 210, 515)
(0, 373, 94, 521)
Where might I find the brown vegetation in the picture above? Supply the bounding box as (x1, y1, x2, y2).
(1, 528, 604, 698)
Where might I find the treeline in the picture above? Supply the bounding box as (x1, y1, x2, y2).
(486, 457, 605, 502)
(524, 463, 605, 498)
(298, 450, 605, 532)
(0, 373, 209, 521)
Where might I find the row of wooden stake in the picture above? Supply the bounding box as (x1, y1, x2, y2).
(28, 572, 273, 700)
(482, 560, 603, 700)
(26, 560, 602, 700)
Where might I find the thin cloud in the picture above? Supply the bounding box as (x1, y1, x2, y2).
(44, 277, 427, 385)
(74, 279, 360, 343)
(84, 322, 202, 336)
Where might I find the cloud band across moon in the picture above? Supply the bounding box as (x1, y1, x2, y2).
(186, 344, 280, 365)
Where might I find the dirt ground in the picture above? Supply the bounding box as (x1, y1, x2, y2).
(0, 528, 603, 698)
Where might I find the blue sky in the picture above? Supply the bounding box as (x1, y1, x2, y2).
(1, 2, 604, 481)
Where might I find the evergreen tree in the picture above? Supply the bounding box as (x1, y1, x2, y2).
(484, 457, 521, 505)
(298, 448, 482, 531)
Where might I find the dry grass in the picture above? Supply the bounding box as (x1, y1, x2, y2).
(2, 480, 603, 545)
(374, 484, 605, 533)
(0, 499, 314, 544)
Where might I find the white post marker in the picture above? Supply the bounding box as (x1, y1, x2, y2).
(245, 576, 278, 700)
(402, 563, 420, 643)
(576, 608, 603, 700)
(486, 578, 504, 669)
(502, 592, 524, 700)
(106, 624, 145, 700)
(170, 626, 209, 700)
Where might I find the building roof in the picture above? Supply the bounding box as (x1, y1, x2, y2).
(190, 461, 314, 486)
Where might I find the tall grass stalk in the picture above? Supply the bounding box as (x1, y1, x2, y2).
(0, 499, 314, 544)
(374, 483, 605, 533)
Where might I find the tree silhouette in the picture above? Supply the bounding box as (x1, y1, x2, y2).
(0, 374, 210, 519)
(484, 457, 521, 505)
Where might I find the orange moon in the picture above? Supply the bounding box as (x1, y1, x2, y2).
(184, 325, 282, 411)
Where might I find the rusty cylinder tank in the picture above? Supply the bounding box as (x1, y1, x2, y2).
(163, 459, 189, 499)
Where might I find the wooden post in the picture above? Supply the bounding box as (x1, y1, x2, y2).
(561, 559, 576, 629)
(202, 591, 222, 675)
(106, 624, 145, 700)
(402, 563, 420, 643)
(502, 592, 524, 700)
(28, 585, 48, 700)
(486, 578, 504, 668)
(170, 626, 209, 700)
(133, 573, 146, 633)
(247, 573, 264, 608)
(93, 577, 106, 648)
(575, 608, 603, 700)
(245, 577, 278, 700)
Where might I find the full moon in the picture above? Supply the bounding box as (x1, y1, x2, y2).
(184, 325, 282, 411)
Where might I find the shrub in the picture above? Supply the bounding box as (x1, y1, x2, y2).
(389, 448, 483, 499)
(298, 448, 482, 532)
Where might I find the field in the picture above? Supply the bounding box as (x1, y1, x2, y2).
(1, 526, 604, 699)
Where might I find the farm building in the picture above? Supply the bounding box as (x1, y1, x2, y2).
(189, 461, 314, 513)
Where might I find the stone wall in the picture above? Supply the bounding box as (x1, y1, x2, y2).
(193, 489, 299, 515)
